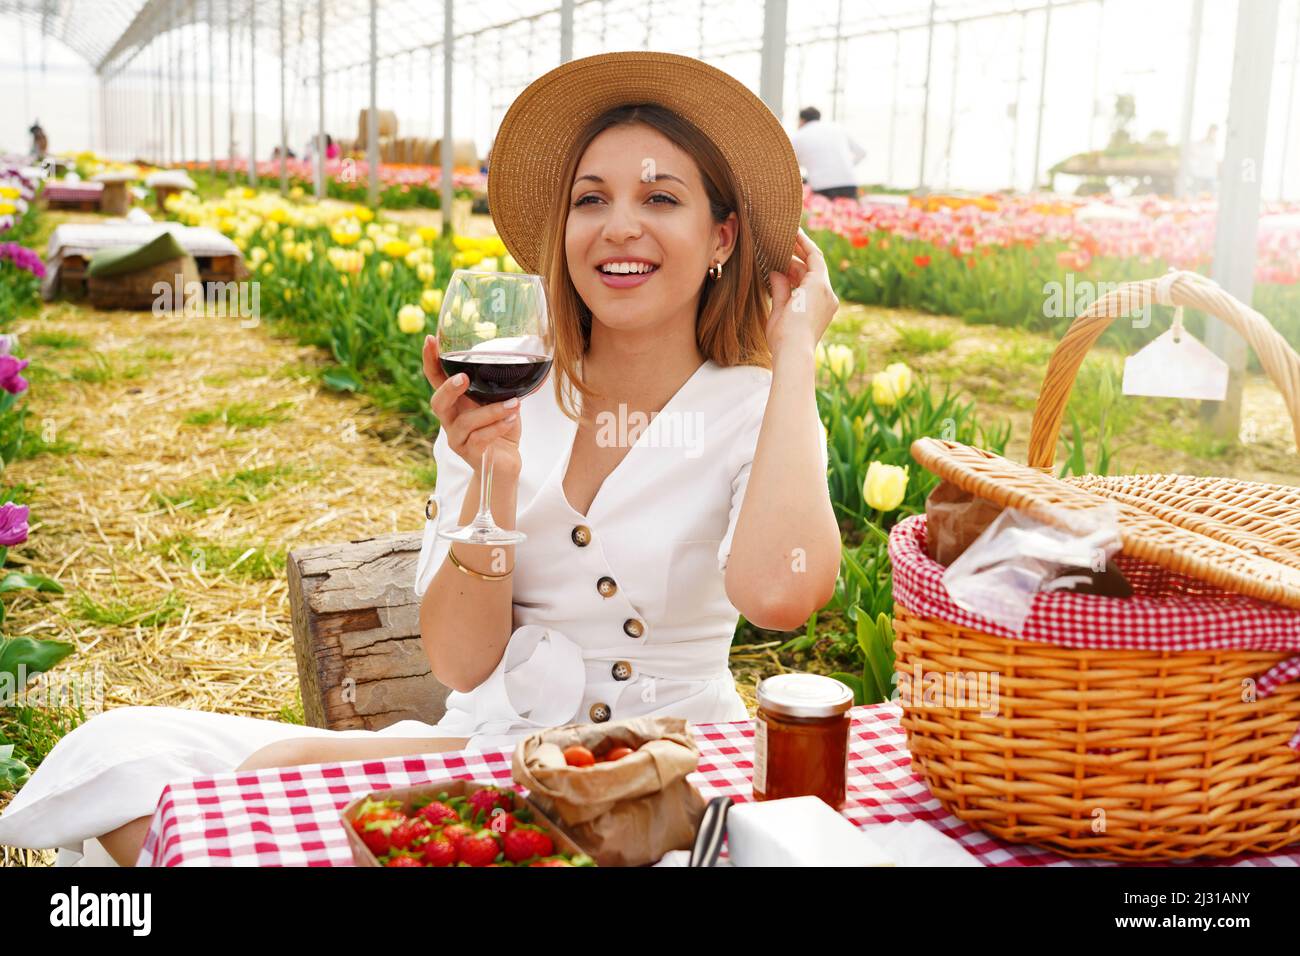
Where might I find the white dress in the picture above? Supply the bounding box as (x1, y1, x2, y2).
(0, 357, 825, 864)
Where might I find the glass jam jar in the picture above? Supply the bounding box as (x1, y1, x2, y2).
(752, 673, 853, 809)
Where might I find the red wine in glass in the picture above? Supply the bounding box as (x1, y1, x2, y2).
(439, 350, 553, 404)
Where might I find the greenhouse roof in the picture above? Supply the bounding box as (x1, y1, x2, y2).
(1, 0, 1090, 78)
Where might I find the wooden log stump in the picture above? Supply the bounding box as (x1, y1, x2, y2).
(288, 531, 450, 731)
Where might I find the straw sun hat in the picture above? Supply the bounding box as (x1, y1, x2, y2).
(486, 51, 804, 280)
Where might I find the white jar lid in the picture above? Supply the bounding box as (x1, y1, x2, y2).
(757, 673, 853, 718)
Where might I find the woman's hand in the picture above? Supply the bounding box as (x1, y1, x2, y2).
(422, 335, 522, 483)
(765, 227, 839, 361)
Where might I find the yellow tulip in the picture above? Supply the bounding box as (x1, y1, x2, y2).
(420, 288, 444, 315)
(885, 362, 913, 398)
(417, 262, 435, 284)
(283, 288, 294, 302)
(355, 205, 374, 222)
(816, 343, 854, 378)
(863, 461, 908, 512)
(358, 238, 375, 256)
(416, 225, 440, 243)
(377, 260, 393, 279)
(383, 239, 412, 258)
(397, 304, 426, 334)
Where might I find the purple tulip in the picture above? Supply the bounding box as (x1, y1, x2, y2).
(0, 502, 29, 547)
(0, 354, 28, 395)
(0, 242, 44, 279)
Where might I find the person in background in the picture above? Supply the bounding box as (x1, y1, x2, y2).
(790, 106, 865, 201)
(1187, 124, 1219, 196)
(325, 134, 340, 161)
(28, 120, 48, 162)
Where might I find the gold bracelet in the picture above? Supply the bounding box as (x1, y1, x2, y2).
(447, 544, 513, 581)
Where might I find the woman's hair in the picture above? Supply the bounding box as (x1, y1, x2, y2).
(540, 103, 772, 423)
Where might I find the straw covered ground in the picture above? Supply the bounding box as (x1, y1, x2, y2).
(0, 297, 436, 865)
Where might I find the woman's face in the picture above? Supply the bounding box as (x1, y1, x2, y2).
(565, 123, 736, 336)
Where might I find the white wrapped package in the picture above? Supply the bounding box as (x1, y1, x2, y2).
(726, 796, 895, 867)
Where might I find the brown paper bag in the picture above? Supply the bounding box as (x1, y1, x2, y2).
(511, 716, 706, 867)
(925, 479, 1005, 566)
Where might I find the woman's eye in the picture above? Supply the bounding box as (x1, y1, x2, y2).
(572, 193, 678, 207)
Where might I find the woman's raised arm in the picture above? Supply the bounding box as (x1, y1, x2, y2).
(724, 229, 842, 631)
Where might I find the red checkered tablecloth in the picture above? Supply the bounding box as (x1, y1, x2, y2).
(137, 703, 1300, 867)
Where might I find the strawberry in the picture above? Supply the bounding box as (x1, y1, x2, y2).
(486, 809, 518, 835)
(502, 824, 554, 863)
(361, 825, 397, 857)
(390, 817, 433, 850)
(467, 787, 514, 820)
(442, 822, 473, 847)
(529, 857, 574, 867)
(384, 854, 424, 867)
(420, 833, 457, 867)
(456, 829, 502, 867)
(350, 799, 404, 834)
(417, 800, 459, 827)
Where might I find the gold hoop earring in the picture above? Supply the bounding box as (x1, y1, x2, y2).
(708, 260, 723, 281)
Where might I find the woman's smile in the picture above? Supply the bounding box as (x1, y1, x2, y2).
(596, 257, 661, 289)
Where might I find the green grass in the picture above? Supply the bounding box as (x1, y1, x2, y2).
(71, 591, 185, 628)
(152, 463, 307, 511)
(67, 352, 146, 383)
(273, 361, 325, 381)
(278, 691, 305, 725)
(892, 323, 956, 355)
(182, 401, 293, 430)
(25, 330, 88, 350)
(0, 705, 86, 783)
(153, 534, 286, 581)
(406, 460, 438, 489)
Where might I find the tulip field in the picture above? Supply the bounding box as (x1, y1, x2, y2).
(2, 154, 1299, 839)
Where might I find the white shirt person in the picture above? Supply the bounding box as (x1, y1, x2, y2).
(414, 357, 830, 750)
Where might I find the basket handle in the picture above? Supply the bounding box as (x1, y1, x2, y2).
(1027, 271, 1300, 469)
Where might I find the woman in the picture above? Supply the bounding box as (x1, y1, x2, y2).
(0, 52, 840, 867)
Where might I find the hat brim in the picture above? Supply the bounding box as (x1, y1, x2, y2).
(486, 51, 803, 280)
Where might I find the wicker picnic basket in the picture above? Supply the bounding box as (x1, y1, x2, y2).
(891, 271, 1300, 860)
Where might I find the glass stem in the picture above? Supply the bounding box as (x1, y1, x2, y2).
(474, 445, 496, 529)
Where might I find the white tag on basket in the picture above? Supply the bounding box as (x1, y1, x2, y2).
(1122, 313, 1228, 402)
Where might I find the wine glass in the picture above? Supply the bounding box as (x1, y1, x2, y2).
(435, 269, 553, 546)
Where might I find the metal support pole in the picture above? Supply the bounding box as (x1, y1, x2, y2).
(1029, 0, 1054, 191)
(250, 0, 259, 187)
(368, 0, 379, 207)
(210, 0, 217, 175)
(759, 0, 788, 117)
(1201, 0, 1284, 444)
(316, 0, 326, 200)
(831, 0, 844, 121)
(944, 22, 960, 188)
(887, 30, 899, 187)
(192, 2, 200, 165)
(178, 5, 187, 165)
(168, 12, 177, 166)
(1088, 0, 1106, 151)
(918, 0, 936, 189)
(279, 0, 288, 194)
(1204, 0, 1281, 441)
(1176, 0, 1204, 197)
(1278, 3, 1300, 200)
(228, 1, 236, 183)
(560, 0, 574, 63)
(440, 0, 453, 235)
(1010, 11, 1026, 188)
